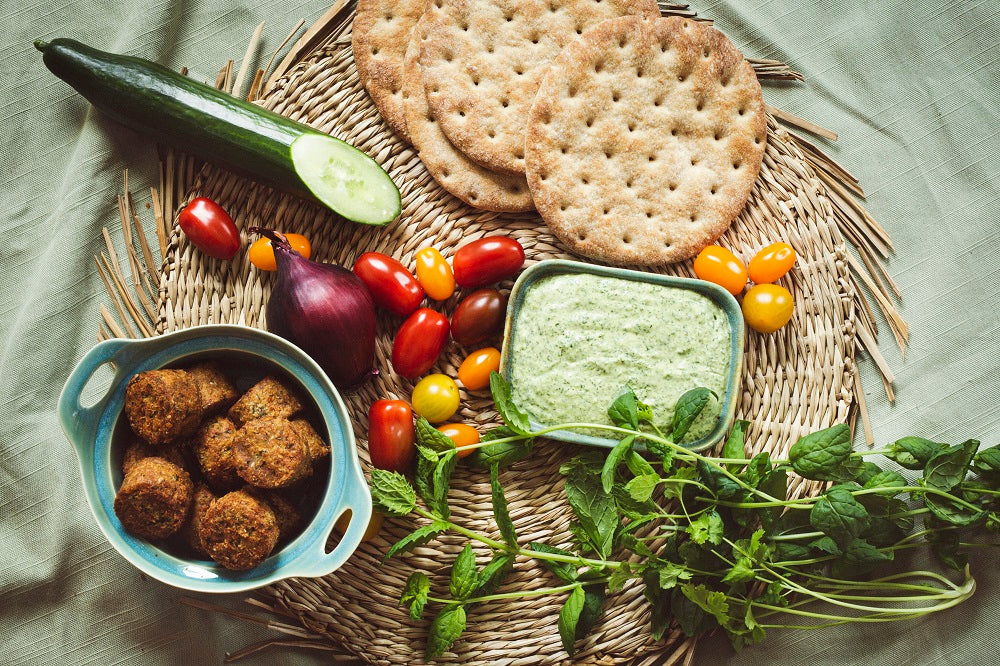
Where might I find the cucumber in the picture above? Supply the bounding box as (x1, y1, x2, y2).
(35, 38, 400, 226)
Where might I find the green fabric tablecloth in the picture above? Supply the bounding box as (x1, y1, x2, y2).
(2, 1, 997, 664)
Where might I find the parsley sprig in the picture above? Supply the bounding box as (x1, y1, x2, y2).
(370, 374, 999, 659)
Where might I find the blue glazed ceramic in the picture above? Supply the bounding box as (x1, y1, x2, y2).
(58, 325, 371, 592)
(499, 259, 745, 453)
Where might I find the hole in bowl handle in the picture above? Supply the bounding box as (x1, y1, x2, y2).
(57, 338, 136, 455)
(295, 466, 373, 578)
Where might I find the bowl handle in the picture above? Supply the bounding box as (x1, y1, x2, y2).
(58, 338, 140, 455)
(291, 463, 373, 578)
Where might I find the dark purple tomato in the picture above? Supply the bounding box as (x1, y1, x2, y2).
(450, 289, 506, 346)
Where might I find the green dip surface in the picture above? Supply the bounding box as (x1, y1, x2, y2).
(508, 272, 732, 442)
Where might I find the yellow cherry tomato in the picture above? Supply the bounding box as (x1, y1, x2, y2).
(333, 509, 384, 542)
(742, 284, 794, 333)
(414, 247, 456, 301)
(693, 245, 748, 295)
(748, 242, 796, 284)
(457, 347, 501, 391)
(411, 373, 461, 423)
(248, 233, 311, 271)
(436, 422, 480, 458)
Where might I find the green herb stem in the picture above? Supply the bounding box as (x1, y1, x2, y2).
(427, 580, 592, 606)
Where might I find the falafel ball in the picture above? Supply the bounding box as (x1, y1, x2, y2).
(289, 418, 330, 463)
(232, 417, 311, 489)
(114, 457, 194, 540)
(198, 489, 279, 570)
(124, 369, 203, 446)
(191, 415, 242, 493)
(121, 435, 186, 477)
(227, 376, 304, 427)
(187, 361, 239, 415)
(176, 482, 216, 556)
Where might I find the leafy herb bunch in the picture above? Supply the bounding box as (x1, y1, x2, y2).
(370, 374, 1000, 660)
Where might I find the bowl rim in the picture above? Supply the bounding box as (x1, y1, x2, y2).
(58, 324, 372, 592)
(498, 259, 745, 452)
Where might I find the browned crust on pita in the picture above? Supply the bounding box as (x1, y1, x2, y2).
(525, 15, 767, 266)
(402, 17, 534, 213)
(352, 0, 426, 143)
(419, 0, 660, 175)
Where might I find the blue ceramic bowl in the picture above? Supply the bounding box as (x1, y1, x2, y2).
(499, 259, 744, 453)
(58, 325, 371, 592)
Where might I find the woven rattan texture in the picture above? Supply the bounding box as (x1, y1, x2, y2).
(153, 11, 856, 666)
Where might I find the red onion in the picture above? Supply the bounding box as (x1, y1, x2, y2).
(253, 228, 376, 388)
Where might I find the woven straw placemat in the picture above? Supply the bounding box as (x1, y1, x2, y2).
(96, 2, 903, 664)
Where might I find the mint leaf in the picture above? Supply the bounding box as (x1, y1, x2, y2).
(624, 449, 657, 477)
(400, 572, 431, 619)
(577, 583, 607, 639)
(698, 460, 742, 499)
(862, 470, 907, 495)
(625, 473, 661, 503)
(489, 372, 532, 434)
(671, 387, 713, 441)
(415, 452, 436, 507)
(924, 492, 985, 526)
(973, 445, 1000, 476)
(687, 510, 724, 545)
(723, 420, 750, 471)
(887, 436, 947, 470)
(426, 604, 466, 659)
(385, 521, 449, 560)
(527, 542, 578, 583)
(601, 435, 635, 493)
(608, 562, 637, 592)
(558, 586, 585, 656)
(788, 424, 858, 481)
(416, 416, 458, 453)
(490, 464, 518, 548)
(474, 552, 515, 597)
(450, 544, 479, 600)
(430, 450, 458, 519)
(474, 427, 534, 469)
(830, 538, 893, 579)
(923, 439, 979, 490)
(636, 399, 654, 424)
(370, 469, 417, 516)
(809, 486, 870, 549)
(564, 460, 619, 559)
(608, 387, 641, 429)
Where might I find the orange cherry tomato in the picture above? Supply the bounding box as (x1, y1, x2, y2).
(436, 423, 480, 458)
(248, 233, 311, 271)
(693, 245, 748, 295)
(748, 242, 796, 284)
(414, 247, 455, 301)
(742, 284, 794, 333)
(457, 347, 501, 391)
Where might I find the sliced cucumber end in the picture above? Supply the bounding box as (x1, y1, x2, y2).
(291, 133, 401, 226)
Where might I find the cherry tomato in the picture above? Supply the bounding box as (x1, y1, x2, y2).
(353, 252, 425, 316)
(392, 308, 450, 378)
(450, 289, 507, 346)
(742, 284, 794, 333)
(693, 245, 748, 295)
(178, 197, 240, 260)
(436, 423, 480, 458)
(452, 236, 525, 288)
(414, 247, 455, 300)
(333, 509, 384, 542)
(748, 242, 797, 284)
(457, 347, 501, 391)
(411, 374, 460, 423)
(248, 233, 311, 271)
(367, 400, 416, 472)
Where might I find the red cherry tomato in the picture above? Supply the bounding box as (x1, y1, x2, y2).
(414, 247, 455, 301)
(748, 242, 797, 284)
(452, 237, 525, 288)
(436, 423, 480, 458)
(450, 289, 507, 346)
(367, 400, 416, 472)
(693, 245, 748, 295)
(353, 252, 425, 317)
(457, 347, 501, 391)
(178, 197, 240, 260)
(248, 233, 311, 271)
(392, 308, 450, 378)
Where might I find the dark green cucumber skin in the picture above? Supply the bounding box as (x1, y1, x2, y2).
(38, 38, 321, 197)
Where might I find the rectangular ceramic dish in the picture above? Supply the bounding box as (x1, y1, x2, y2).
(499, 259, 745, 452)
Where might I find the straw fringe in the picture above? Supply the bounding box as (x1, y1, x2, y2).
(92, 1, 904, 663)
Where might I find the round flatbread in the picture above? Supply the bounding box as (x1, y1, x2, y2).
(402, 17, 534, 213)
(525, 15, 767, 266)
(351, 0, 426, 143)
(419, 0, 659, 175)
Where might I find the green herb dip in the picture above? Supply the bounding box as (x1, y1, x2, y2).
(508, 272, 732, 442)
